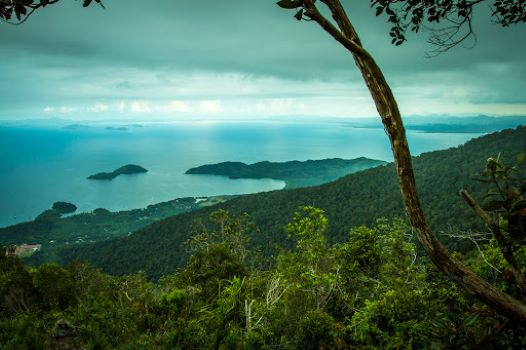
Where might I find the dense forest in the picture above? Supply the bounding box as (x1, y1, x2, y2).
(42, 126, 526, 280)
(2, 206, 525, 349)
(186, 157, 386, 188)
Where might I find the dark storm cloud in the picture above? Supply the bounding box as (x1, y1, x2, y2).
(0, 0, 524, 119)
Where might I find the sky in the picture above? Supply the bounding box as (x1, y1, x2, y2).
(0, 0, 525, 122)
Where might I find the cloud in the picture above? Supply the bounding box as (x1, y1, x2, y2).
(130, 101, 151, 114)
(59, 106, 76, 113)
(88, 103, 110, 113)
(199, 100, 222, 114)
(156, 100, 190, 113)
(0, 0, 524, 120)
(117, 101, 126, 112)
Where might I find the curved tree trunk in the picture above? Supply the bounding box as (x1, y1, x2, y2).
(301, 0, 526, 321)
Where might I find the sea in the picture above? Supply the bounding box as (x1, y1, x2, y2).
(0, 121, 482, 228)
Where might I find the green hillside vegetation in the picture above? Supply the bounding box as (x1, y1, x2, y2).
(87, 164, 148, 180)
(52, 127, 526, 280)
(0, 197, 231, 263)
(186, 157, 387, 188)
(2, 208, 524, 349)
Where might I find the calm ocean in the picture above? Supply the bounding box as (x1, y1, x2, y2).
(0, 122, 481, 227)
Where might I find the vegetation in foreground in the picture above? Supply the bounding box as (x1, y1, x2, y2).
(1, 206, 525, 349)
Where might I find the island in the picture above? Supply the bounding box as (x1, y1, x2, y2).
(186, 157, 387, 188)
(52, 201, 77, 214)
(105, 126, 128, 131)
(87, 164, 148, 180)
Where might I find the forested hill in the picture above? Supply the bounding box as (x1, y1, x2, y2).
(57, 126, 526, 280)
(186, 157, 387, 188)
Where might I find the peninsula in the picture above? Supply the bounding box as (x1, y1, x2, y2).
(87, 164, 148, 180)
(186, 157, 387, 188)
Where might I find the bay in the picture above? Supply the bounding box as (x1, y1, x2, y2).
(0, 121, 481, 227)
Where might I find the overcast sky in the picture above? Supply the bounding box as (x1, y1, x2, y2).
(0, 0, 524, 121)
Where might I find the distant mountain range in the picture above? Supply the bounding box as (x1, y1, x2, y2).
(1, 115, 524, 133)
(41, 126, 526, 280)
(344, 115, 525, 133)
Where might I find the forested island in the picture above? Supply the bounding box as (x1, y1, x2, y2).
(186, 157, 387, 188)
(51, 201, 77, 214)
(87, 164, 148, 180)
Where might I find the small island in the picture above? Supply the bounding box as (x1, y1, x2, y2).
(52, 201, 77, 214)
(87, 164, 148, 180)
(186, 157, 387, 188)
(105, 126, 128, 131)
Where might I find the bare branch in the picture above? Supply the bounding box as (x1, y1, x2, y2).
(441, 228, 501, 274)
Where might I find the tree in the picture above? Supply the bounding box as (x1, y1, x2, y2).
(275, 0, 526, 322)
(3, 0, 526, 320)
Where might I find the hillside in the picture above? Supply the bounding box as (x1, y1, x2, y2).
(54, 127, 526, 280)
(0, 197, 237, 266)
(186, 157, 387, 188)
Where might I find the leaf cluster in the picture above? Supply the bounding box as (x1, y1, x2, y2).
(0, 0, 103, 24)
(2, 210, 525, 349)
(370, 0, 525, 51)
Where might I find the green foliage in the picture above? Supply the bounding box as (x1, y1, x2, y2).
(286, 206, 328, 261)
(0, 249, 35, 317)
(480, 153, 526, 242)
(32, 264, 76, 311)
(295, 310, 340, 350)
(0, 314, 45, 350)
(183, 243, 247, 301)
(1, 202, 525, 348)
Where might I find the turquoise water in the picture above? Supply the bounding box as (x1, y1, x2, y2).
(0, 122, 481, 227)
